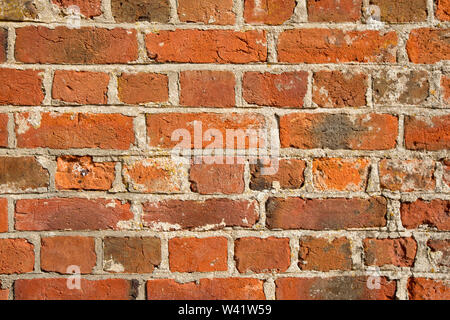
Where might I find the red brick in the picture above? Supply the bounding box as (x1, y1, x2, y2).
(41, 236, 96, 274)
(436, 0, 450, 21)
(104, 237, 161, 273)
(0, 29, 6, 63)
(52, 71, 109, 105)
(266, 197, 387, 230)
(0, 114, 8, 147)
(146, 112, 265, 149)
(146, 29, 267, 63)
(56, 156, 115, 191)
(250, 158, 306, 190)
(313, 158, 370, 191)
(234, 237, 291, 273)
(364, 238, 417, 267)
(0, 156, 49, 193)
(276, 277, 396, 300)
(15, 198, 133, 231)
(280, 113, 398, 150)
(244, 0, 296, 25)
(118, 73, 169, 105)
(408, 278, 450, 300)
(243, 72, 308, 108)
(180, 71, 235, 107)
(404, 115, 450, 151)
(0, 282, 8, 300)
(379, 159, 435, 192)
(313, 71, 367, 108)
(401, 199, 449, 231)
(15, 27, 138, 64)
(122, 158, 185, 193)
(308, 0, 362, 22)
(444, 159, 450, 188)
(407, 28, 450, 64)
(178, 0, 235, 25)
(278, 29, 397, 63)
(0, 198, 7, 232)
(370, 0, 427, 23)
(15, 279, 132, 300)
(299, 237, 352, 271)
(169, 237, 228, 272)
(52, 0, 103, 18)
(442, 76, 450, 104)
(16, 112, 135, 150)
(0, 238, 34, 274)
(147, 278, 265, 300)
(427, 239, 450, 268)
(0, 69, 44, 106)
(189, 160, 245, 194)
(142, 199, 258, 231)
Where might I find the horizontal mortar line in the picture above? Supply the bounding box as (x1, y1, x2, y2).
(1, 20, 449, 30)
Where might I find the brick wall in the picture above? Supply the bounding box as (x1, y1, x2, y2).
(0, 0, 449, 300)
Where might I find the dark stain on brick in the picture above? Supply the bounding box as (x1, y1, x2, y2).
(111, 0, 171, 23)
(0, 156, 49, 191)
(313, 114, 361, 150)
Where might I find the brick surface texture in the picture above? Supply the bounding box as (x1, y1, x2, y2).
(0, 0, 448, 301)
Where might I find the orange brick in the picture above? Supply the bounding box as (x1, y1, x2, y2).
(118, 73, 169, 104)
(0, 198, 7, 232)
(244, 0, 296, 25)
(250, 159, 306, 190)
(408, 278, 450, 300)
(364, 238, 417, 267)
(404, 115, 450, 151)
(178, 0, 235, 25)
(407, 28, 450, 63)
(0, 69, 44, 106)
(401, 199, 449, 231)
(308, 0, 362, 22)
(0, 238, 34, 274)
(299, 237, 352, 271)
(0, 114, 8, 147)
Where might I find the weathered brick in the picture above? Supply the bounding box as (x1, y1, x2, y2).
(52, 0, 102, 18)
(111, 0, 170, 23)
(41, 236, 96, 274)
(15, 198, 133, 231)
(313, 158, 370, 191)
(370, 0, 427, 23)
(189, 160, 245, 194)
(408, 278, 450, 300)
(104, 237, 161, 273)
(379, 159, 435, 192)
(146, 29, 267, 63)
(142, 199, 258, 231)
(0, 0, 38, 21)
(15, 27, 138, 64)
(169, 237, 228, 272)
(15, 112, 135, 150)
(0, 281, 8, 300)
(234, 237, 290, 273)
(0, 69, 44, 106)
(299, 237, 352, 271)
(0, 198, 7, 232)
(307, 0, 362, 22)
(312, 71, 367, 108)
(15, 279, 132, 300)
(0, 156, 49, 193)
(250, 159, 306, 190)
(407, 28, 450, 64)
(364, 237, 417, 267)
(244, 0, 296, 25)
(442, 76, 450, 104)
(427, 239, 450, 268)
(52, 71, 110, 105)
(118, 73, 169, 105)
(180, 71, 235, 107)
(436, 0, 450, 21)
(243, 72, 308, 108)
(278, 29, 397, 63)
(276, 277, 396, 300)
(279, 113, 398, 150)
(0, 238, 34, 274)
(178, 0, 235, 25)
(0, 29, 6, 63)
(404, 115, 450, 151)
(444, 159, 450, 188)
(266, 197, 387, 230)
(0, 114, 8, 147)
(401, 199, 449, 231)
(123, 158, 186, 193)
(55, 156, 115, 191)
(146, 112, 265, 149)
(147, 278, 265, 300)
(373, 70, 429, 105)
